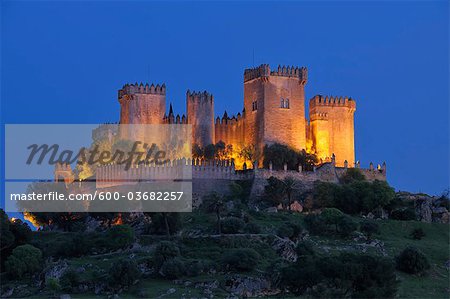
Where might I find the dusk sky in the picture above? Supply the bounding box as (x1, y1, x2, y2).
(1, 1, 449, 197)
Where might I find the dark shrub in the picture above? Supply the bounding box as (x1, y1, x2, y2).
(276, 221, 302, 240)
(337, 215, 358, 237)
(109, 259, 141, 289)
(390, 208, 416, 221)
(396, 246, 430, 275)
(282, 253, 398, 297)
(410, 228, 425, 240)
(67, 233, 92, 257)
(360, 220, 380, 240)
(222, 248, 260, 272)
(304, 214, 327, 235)
(244, 222, 261, 234)
(159, 258, 186, 279)
(185, 259, 206, 277)
(60, 269, 81, 292)
(281, 257, 322, 295)
(5, 244, 42, 278)
(221, 217, 245, 234)
(153, 241, 180, 268)
(107, 225, 134, 250)
(295, 241, 316, 258)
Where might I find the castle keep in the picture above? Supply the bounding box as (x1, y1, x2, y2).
(117, 64, 356, 167)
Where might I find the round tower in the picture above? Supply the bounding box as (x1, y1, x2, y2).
(118, 83, 166, 125)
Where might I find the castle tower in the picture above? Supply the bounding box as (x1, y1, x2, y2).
(243, 64, 308, 155)
(309, 95, 356, 167)
(118, 83, 166, 125)
(186, 90, 214, 147)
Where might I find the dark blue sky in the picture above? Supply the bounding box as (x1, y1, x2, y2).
(2, 1, 449, 195)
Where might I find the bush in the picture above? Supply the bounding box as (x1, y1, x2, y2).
(66, 233, 92, 257)
(46, 278, 61, 292)
(304, 214, 327, 235)
(282, 253, 398, 297)
(222, 248, 260, 272)
(295, 241, 316, 258)
(60, 269, 81, 292)
(360, 221, 380, 240)
(107, 225, 134, 250)
(244, 222, 261, 234)
(5, 244, 43, 278)
(159, 258, 186, 279)
(396, 246, 430, 275)
(410, 228, 426, 240)
(337, 215, 358, 237)
(109, 259, 141, 289)
(221, 217, 245, 234)
(390, 208, 416, 221)
(184, 259, 209, 277)
(276, 221, 302, 240)
(153, 241, 180, 268)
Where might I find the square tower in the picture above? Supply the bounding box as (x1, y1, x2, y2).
(243, 64, 308, 154)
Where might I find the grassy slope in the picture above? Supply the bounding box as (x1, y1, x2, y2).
(13, 213, 450, 298)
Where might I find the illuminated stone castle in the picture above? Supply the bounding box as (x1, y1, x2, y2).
(117, 64, 356, 167)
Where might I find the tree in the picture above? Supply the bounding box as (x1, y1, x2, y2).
(264, 176, 286, 207)
(204, 193, 225, 234)
(109, 259, 141, 290)
(321, 208, 344, 232)
(5, 244, 43, 278)
(203, 144, 216, 160)
(146, 213, 181, 236)
(0, 210, 14, 251)
(283, 177, 297, 211)
(340, 168, 366, 184)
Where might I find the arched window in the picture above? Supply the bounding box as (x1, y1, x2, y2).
(280, 98, 290, 109)
(252, 100, 258, 111)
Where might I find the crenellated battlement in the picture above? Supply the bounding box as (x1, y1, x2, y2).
(244, 64, 307, 84)
(244, 64, 271, 82)
(118, 82, 166, 98)
(186, 90, 214, 103)
(215, 111, 243, 125)
(309, 95, 356, 110)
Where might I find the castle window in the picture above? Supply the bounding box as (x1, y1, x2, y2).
(252, 100, 258, 111)
(280, 98, 290, 109)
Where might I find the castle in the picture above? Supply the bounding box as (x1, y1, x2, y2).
(117, 64, 356, 167)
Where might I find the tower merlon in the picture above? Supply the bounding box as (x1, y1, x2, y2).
(243, 64, 307, 84)
(309, 95, 356, 110)
(186, 90, 214, 103)
(118, 82, 166, 98)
